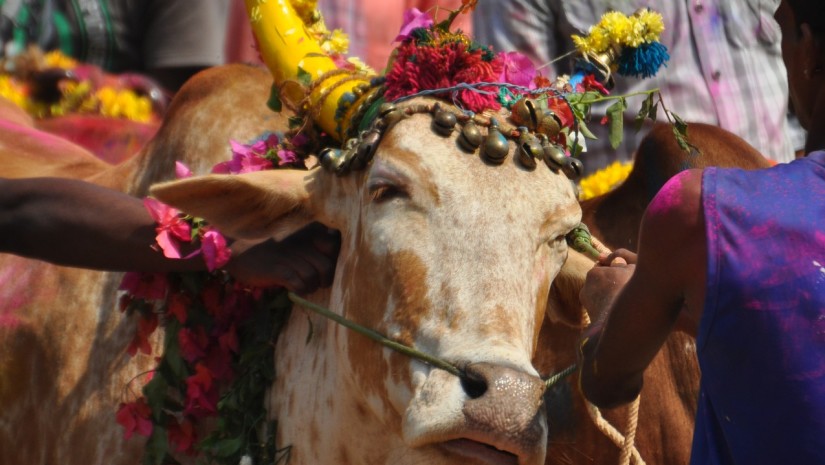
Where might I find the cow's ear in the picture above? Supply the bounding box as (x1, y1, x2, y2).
(150, 169, 317, 241)
(546, 249, 593, 328)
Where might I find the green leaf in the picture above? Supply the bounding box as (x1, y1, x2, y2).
(607, 98, 627, 149)
(142, 426, 169, 465)
(305, 314, 314, 345)
(211, 437, 244, 458)
(672, 111, 689, 136)
(267, 83, 282, 113)
(634, 93, 654, 132)
(142, 376, 169, 423)
(648, 100, 658, 123)
(297, 67, 312, 87)
(672, 125, 690, 152)
(577, 121, 597, 140)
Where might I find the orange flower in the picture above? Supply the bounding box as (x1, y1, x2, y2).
(461, 0, 478, 12)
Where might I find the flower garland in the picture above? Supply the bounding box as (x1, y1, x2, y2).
(0, 50, 156, 123)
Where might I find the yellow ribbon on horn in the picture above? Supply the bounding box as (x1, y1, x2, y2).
(244, 0, 373, 140)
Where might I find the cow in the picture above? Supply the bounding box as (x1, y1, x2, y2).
(0, 58, 772, 465)
(0, 63, 287, 465)
(539, 123, 773, 465)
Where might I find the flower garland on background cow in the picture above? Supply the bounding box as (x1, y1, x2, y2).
(117, 1, 676, 463)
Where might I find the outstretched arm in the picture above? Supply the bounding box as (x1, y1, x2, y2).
(578, 169, 707, 408)
(0, 177, 339, 292)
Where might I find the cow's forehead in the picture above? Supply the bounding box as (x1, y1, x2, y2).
(367, 109, 580, 231)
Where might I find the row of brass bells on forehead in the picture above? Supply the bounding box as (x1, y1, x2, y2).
(432, 105, 457, 137)
(517, 127, 541, 171)
(482, 121, 510, 165)
(511, 98, 562, 139)
(541, 138, 583, 180)
(375, 102, 403, 131)
(457, 121, 483, 152)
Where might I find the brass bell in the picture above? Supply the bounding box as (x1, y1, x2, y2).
(377, 102, 403, 129)
(562, 157, 584, 180)
(510, 98, 537, 130)
(457, 122, 483, 152)
(517, 128, 541, 171)
(351, 129, 382, 171)
(542, 142, 567, 170)
(432, 109, 457, 137)
(536, 111, 562, 138)
(319, 148, 348, 174)
(482, 123, 509, 165)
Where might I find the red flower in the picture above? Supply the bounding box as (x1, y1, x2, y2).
(546, 97, 575, 129)
(116, 398, 153, 440)
(127, 313, 159, 357)
(218, 324, 239, 355)
(178, 326, 209, 363)
(577, 74, 610, 95)
(166, 292, 191, 324)
(168, 417, 197, 454)
(201, 228, 231, 272)
(184, 364, 218, 416)
(119, 272, 169, 300)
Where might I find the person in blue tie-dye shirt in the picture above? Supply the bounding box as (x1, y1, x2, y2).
(579, 0, 825, 463)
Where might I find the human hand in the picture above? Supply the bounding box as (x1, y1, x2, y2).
(224, 222, 340, 293)
(579, 249, 637, 324)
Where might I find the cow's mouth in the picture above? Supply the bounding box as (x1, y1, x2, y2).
(439, 438, 519, 465)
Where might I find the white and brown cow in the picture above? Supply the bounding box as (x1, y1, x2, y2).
(151, 96, 583, 465)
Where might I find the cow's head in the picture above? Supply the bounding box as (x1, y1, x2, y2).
(152, 98, 581, 464)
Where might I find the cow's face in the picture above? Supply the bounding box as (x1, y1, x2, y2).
(152, 99, 582, 465)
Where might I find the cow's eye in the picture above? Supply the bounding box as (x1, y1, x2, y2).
(369, 183, 408, 203)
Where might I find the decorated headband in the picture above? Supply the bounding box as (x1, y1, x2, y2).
(244, 0, 670, 178)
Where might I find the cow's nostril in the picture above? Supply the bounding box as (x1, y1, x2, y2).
(460, 370, 488, 399)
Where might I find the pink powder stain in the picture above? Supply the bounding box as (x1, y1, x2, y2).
(646, 169, 693, 217)
(0, 262, 37, 328)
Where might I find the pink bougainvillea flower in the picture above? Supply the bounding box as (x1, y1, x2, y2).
(127, 313, 159, 356)
(143, 198, 191, 259)
(394, 8, 434, 42)
(218, 324, 239, 355)
(277, 148, 299, 166)
(119, 272, 169, 300)
(167, 417, 197, 454)
(201, 228, 231, 272)
(212, 134, 278, 174)
(184, 363, 218, 416)
(498, 51, 537, 88)
(175, 161, 193, 179)
(116, 398, 153, 440)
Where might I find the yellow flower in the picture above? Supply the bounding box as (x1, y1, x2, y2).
(637, 9, 665, 42)
(95, 87, 153, 123)
(346, 57, 374, 74)
(43, 50, 77, 69)
(0, 76, 28, 110)
(578, 161, 633, 200)
(322, 29, 350, 55)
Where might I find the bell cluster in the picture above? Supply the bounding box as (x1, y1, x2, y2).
(320, 99, 583, 180)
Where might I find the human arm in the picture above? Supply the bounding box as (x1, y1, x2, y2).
(578, 169, 707, 408)
(0, 177, 339, 292)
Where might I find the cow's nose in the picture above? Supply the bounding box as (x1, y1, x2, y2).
(458, 362, 547, 463)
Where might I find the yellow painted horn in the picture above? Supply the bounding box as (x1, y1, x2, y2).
(245, 0, 375, 140)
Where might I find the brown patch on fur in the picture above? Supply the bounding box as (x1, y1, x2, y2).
(377, 131, 441, 206)
(388, 250, 432, 347)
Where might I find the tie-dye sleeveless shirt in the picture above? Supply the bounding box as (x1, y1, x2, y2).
(692, 152, 825, 464)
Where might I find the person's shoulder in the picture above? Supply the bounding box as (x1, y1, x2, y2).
(644, 169, 703, 230)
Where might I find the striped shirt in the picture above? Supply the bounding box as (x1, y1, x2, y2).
(473, 0, 804, 172)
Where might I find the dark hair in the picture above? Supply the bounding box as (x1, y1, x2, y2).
(786, 0, 825, 38)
